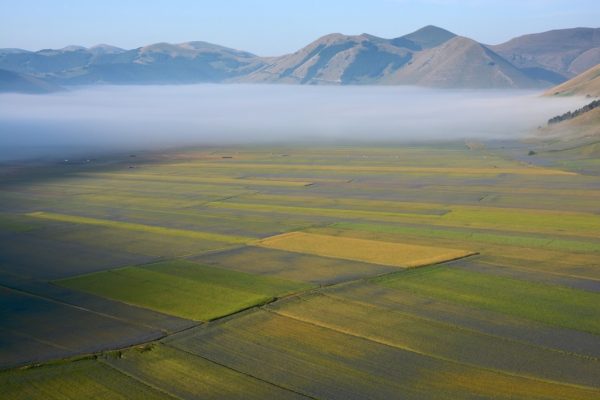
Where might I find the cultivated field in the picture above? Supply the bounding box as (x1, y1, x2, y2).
(1, 143, 599, 399)
(257, 231, 474, 267)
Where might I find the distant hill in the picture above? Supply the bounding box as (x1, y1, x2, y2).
(0, 42, 266, 85)
(1, 26, 599, 89)
(0, 68, 62, 93)
(545, 63, 600, 97)
(490, 28, 600, 83)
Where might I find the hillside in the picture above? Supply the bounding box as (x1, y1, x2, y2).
(241, 26, 540, 88)
(0, 68, 62, 93)
(239, 33, 414, 85)
(545, 63, 600, 97)
(491, 27, 600, 83)
(383, 36, 543, 88)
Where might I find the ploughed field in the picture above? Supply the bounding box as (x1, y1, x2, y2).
(1, 143, 599, 399)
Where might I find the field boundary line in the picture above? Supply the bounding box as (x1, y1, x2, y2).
(162, 343, 320, 400)
(265, 309, 600, 392)
(314, 290, 600, 362)
(476, 258, 600, 283)
(100, 359, 183, 400)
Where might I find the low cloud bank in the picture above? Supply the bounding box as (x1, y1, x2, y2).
(0, 84, 587, 161)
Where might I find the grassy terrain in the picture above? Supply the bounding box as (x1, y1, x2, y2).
(268, 292, 600, 387)
(331, 221, 600, 253)
(0, 359, 170, 400)
(258, 231, 474, 268)
(57, 260, 312, 321)
(168, 309, 600, 399)
(375, 266, 600, 334)
(106, 344, 306, 400)
(1, 143, 599, 398)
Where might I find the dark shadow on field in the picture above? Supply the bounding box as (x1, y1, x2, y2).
(0, 232, 152, 280)
(0, 270, 196, 370)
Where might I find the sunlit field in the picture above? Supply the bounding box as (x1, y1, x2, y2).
(1, 142, 599, 399)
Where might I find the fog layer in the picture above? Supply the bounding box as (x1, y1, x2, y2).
(0, 84, 587, 161)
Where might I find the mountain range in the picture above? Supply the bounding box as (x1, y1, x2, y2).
(1, 25, 599, 92)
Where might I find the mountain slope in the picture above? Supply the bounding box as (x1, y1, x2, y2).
(490, 27, 600, 83)
(240, 33, 414, 85)
(0, 69, 62, 93)
(383, 37, 544, 88)
(545, 63, 600, 97)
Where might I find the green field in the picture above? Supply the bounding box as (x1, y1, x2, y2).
(0, 359, 169, 400)
(375, 266, 600, 334)
(1, 143, 599, 399)
(57, 260, 312, 321)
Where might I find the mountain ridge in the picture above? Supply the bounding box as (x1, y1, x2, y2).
(1, 25, 599, 92)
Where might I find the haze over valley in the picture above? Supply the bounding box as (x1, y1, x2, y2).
(0, 85, 587, 161)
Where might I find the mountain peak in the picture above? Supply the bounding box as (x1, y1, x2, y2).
(89, 44, 125, 54)
(59, 45, 87, 52)
(398, 25, 457, 49)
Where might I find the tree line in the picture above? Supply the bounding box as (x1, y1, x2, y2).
(548, 99, 600, 125)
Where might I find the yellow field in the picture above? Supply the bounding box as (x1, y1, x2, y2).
(26, 211, 252, 244)
(78, 172, 314, 187)
(257, 231, 475, 268)
(174, 162, 577, 176)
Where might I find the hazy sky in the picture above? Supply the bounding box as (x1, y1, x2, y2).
(1, 0, 599, 55)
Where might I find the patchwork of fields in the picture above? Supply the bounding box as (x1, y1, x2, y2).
(1, 143, 599, 399)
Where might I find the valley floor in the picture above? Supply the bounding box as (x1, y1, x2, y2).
(1, 142, 599, 399)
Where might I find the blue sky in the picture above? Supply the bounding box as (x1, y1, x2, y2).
(2, 0, 599, 55)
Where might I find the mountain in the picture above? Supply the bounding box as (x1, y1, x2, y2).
(240, 26, 459, 85)
(0, 42, 266, 84)
(382, 36, 543, 88)
(242, 28, 541, 88)
(393, 25, 456, 50)
(545, 63, 600, 97)
(490, 28, 600, 83)
(1, 26, 598, 89)
(0, 68, 62, 93)
(240, 33, 415, 85)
